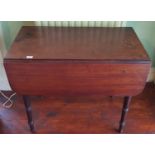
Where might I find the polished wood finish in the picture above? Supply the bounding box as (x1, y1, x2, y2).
(0, 83, 155, 134)
(4, 60, 150, 96)
(23, 96, 35, 132)
(4, 27, 150, 96)
(119, 96, 131, 133)
(4, 26, 151, 133)
(5, 27, 149, 60)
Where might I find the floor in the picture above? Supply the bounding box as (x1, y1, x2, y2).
(0, 82, 155, 134)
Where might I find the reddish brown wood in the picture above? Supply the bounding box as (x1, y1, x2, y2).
(4, 60, 150, 96)
(0, 82, 155, 134)
(119, 96, 132, 133)
(4, 26, 151, 96)
(23, 95, 35, 132)
(3, 26, 151, 133)
(5, 27, 149, 61)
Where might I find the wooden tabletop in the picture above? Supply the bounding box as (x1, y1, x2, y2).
(5, 26, 149, 62)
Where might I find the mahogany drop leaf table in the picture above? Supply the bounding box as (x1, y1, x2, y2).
(4, 26, 151, 133)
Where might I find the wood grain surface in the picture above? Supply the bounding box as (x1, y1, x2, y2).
(4, 26, 151, 96)
(5, 27, 149, 61)
(4, 60, 150, 96)
(0, 83, 155, 133)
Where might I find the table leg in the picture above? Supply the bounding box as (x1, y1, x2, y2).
(23, 95, 35, 133)
(118, 96, 132, 133)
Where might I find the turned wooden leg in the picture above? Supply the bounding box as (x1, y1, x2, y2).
(23, 95, 35, 132)
(119, 96, 132, 133)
